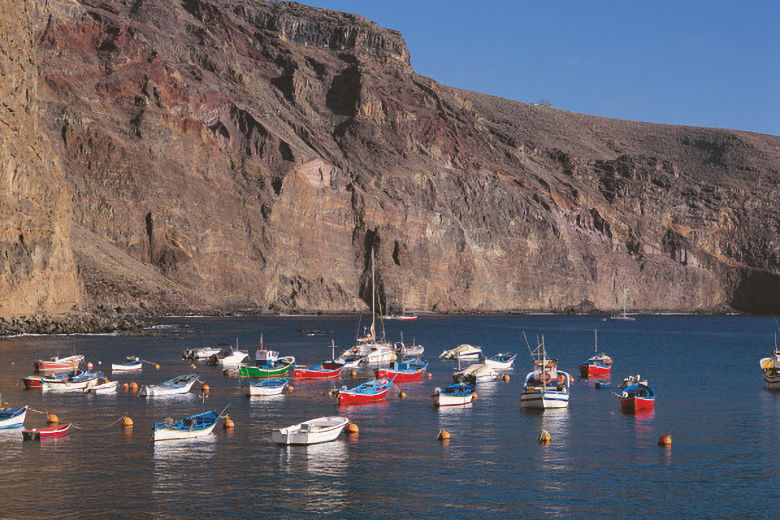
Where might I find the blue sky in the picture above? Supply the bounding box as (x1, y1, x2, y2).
(301, 1, 779, 136)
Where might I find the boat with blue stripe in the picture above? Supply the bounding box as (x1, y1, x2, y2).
(0, 406, 27, 429)
(153, 409, 221, 441)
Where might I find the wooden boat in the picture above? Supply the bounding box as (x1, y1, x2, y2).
(293, 340, 344, 379)
(432, 382, 476, 407)
(208, 344, 248, 367)
(139, 374, 200, 397)
(239, 348, 295, 378)
(153, 409, 221, 442)
(0, 406, 27, 429)
(453, 362, 497, 383)
(182, 345, 222, 360)
(520, 337, 571, 409)
(41, 371, 103, 393)
(759, 335, 780, 390)
(579, 330, 613, 377)
(484, 352, 517, 370)
(271, 416, 349, 445)
(112, 356, 143, 372)
(34, 354, 84, 375)
(245, 377, 288, 396)
(338, 378, 394, 405)
(84, 377, 118, 394)
(619, 377, 655, 412)
(375, 358, 428, 382)
(22, 369, 84, 390)
(439, 344, 483, 360)
(22, 422, 71, 440)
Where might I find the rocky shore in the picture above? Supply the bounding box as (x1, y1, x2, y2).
(0, 307, 148, 336)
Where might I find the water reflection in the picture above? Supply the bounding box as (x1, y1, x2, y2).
(152, 436, 217, 499)
(276, 441, 349, 516)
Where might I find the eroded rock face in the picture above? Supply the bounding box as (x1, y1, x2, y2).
(27, 0, 780, 314)
(0, 0, 80, 317)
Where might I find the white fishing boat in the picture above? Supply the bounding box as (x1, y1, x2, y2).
(84, 377, 118, 394)
(484, 352, 517, 370)
(153, 409, 221, 442)
(432, 382, 476, 407)
(760, 334, 780, 390)
(41, 371, 103, 392)
(245, 377, 288, 396)
(139, 374, 200, 397)
(439, 344, 483, 360)
(0, 406, 27, 429)
(453, 362, 497, 383)
(182, 345, 223, 360)
(520, 337, 571, 409)
(208, 342, 248, 367)
(112, 356, 143, 372)
(271, 416, 349, 445)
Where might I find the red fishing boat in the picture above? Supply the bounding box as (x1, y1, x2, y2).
(337, 378, 394, 405)
(34, 354, 84, 375)
(22, 423, 71, 440)
(619, 376, 655, 413)
(22, 369, 84, 390)
(293, 340, 345, 379)
(578, 330, 612, 377)
(374, 358, 428, 383)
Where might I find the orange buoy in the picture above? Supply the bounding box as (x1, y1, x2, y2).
(658, 432, 672, 446)
(201, 384, 210, 393)
(47, 414, 58, 424)
(426, 372, 432, 379)
(398, 390, 407, 399)
(502, 374, 510, 382)
(154, 363, 160, 370)
(87, 362, 94, 370)
(223, 415, 235, 429)
(121, 383, 129, 392)
(122, 416, 133, 428)
(129, 382, 138, 392)
(346, 423, 359, 434)
(472, 392, 478, 400)
(286, 385, 294, 392)
(538, 430, 551, 444)
(350, 370, 357, 379)
(437, 428, 450, 441)
(190, 364, 197, 370)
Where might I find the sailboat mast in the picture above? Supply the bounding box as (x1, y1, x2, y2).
(594, 329, 598, 354)
(371, 248, 376, 336)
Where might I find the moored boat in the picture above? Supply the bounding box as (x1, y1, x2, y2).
(579, 330, 613, 377)
(34, 354, 84, 375)
(139, 374, 200, 397)
(239, 348, 295, 378)
(153, 409, 221, 442)
(453, 362, 497, 383)
(375, 358, 428, 382)
(619, 376, 655, 412)
(271, 416, 349, 445)
(182, 345, 223, 360)
(0, 406, 27, 429)
(22, 369, 84, 390)
(759, 336, 780, 390)
(85, 377, 118, 394)
(208, 344, 248, 367)
(41, 371, 103, 393)
(484, 352, 517, 370)
(112, 356, 143, 372)
(338, 378, 394, 405)
(22, 422, 71, 440)
(439, 344, 483, 360)
(293, 340, 344, 379)
(432, 382, 476, 407)
(520, 338, 571, 409)
(245, 378, 288, 396)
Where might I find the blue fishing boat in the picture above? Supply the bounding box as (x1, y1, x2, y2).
(0, 406, 27, 429)
(375, 357, 428, 382)
(484, 352, 517, 370)
(338, 378, 394, 405)
(432, 382, 476, 407)
(245, 377, 288, 396)
(139, 373, 200, 397)
(153, 409, 221, 441)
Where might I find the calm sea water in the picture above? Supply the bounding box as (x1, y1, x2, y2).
(1, 315, 778, 519)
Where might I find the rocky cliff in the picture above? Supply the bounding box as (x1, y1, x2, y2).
(17, 0, 780, 315)
(0, 0, 81, 318)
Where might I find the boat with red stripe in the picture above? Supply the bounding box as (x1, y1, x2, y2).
(374, 358, 428, 383)
(619, 375, 655, 412)
(337, 378, 394, 405)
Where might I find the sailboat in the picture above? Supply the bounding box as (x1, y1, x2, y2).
(610, 290, 635, 321)
(520, 336, 571, 409)
(337, 248, 395, 365)
(384, 284, 417, 321)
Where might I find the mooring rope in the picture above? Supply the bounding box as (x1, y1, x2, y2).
(25, 407, 127, 430)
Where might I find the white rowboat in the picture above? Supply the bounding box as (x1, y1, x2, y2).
(271, 416, 349, 445)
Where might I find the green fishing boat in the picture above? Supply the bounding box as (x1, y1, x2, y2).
(238, 349, 295, 378)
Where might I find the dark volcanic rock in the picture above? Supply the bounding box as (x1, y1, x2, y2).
(17, 0, 780, 316)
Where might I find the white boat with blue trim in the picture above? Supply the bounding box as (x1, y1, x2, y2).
(0, 406, 27, 429)
(140, 374, 200, 397)
(520, 337, 571, 409)
(153, 409, 221, 441)
(271, 416, 349, 445)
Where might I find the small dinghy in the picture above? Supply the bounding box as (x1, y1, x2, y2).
(439, 344, 482, 360)
(182, 345, 222, 360)
(619, 375, 655, 412)
(337, 378, 394, 405)
(153, 409, 221, 442)
(293, 340, 344, 380)
(245, 377, 288, 396)
(41, 371, 103, 393)
(579, 330, 613, 377)
(22, 422, 71, 440)
(85, 377, 118, 394)
(375, 358, 428, 382)
(484, 352, 517, 370)
(34, 354, 84, 375)
(22, 369, 84, 390)
(112, 356, 143, 372)
(432, 382, 476, 407)
(271, 416, 349, 445)
(208, 345, 249, 367)
(453, 362, 497, 383)
(139, 374, 200, 397)
(0, 406, 27, 429)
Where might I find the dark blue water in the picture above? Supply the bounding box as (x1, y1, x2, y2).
(1, 315, 778, 518)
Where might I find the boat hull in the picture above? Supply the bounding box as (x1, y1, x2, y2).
(375, 367, 425, 382)
(433, 393, 474, 407)
(579, 364, 612, 377)
(0, 407, 27, 429)
(271, 417, 349, 445)
(153, 421, 217, 441)
(22, 423, 71, 440)
(293, 362, 343, 380)
(520, 389, 570, 409)
(112, 363, 142, 372)
(338, 380, 394, 405)
(140, 375, 199, 397)
(35, 355, 84, 375)
(86, 381, 118, 394)
(245, 378, 287, 396)
(239, 363, 294, 378)
(764, 372, 780, 390)
(620, 396, 655, 412)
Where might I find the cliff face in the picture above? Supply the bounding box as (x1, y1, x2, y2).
(26, 0, 780, 314)
(0, 0, 80, 317)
